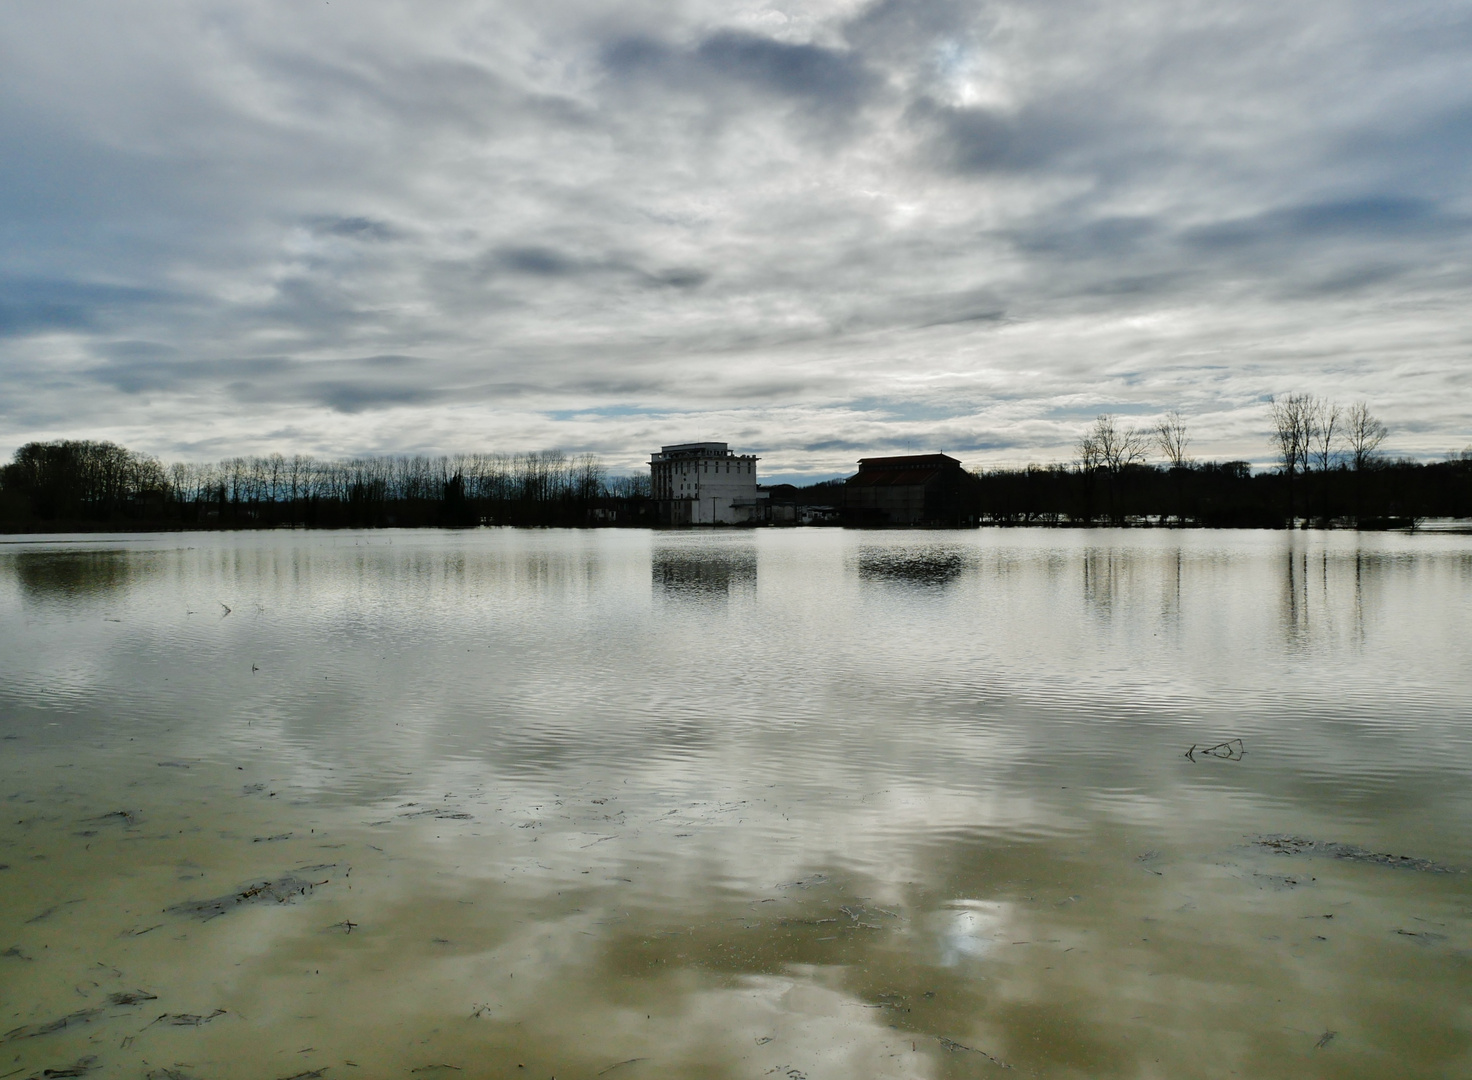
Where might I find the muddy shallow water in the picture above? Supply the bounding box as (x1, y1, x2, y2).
(1, 528, 1469, 1079)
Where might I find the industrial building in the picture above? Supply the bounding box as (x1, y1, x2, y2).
(650, 442, 764, 525)
(843, 453, 978, 526)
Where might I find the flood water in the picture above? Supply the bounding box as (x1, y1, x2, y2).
(1, 528, 1470, 1080)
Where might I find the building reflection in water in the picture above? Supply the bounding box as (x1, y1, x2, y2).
(854, 544, 968, 589)
(652, 542, 757, 599)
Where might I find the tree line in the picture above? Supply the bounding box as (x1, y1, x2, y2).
(955, 399, 1472, 527)
(0, 443, 653, 530)
(3, 399, 1469, 532)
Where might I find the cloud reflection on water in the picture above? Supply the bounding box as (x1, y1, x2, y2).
(0, 529, 1469, 1078)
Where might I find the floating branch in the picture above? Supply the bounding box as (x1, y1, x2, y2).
(1185, 739, 1244, 762)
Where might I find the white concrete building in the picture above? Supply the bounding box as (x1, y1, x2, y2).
(650, 442, 763, 525)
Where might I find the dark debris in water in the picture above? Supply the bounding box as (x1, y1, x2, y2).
(1185, 739, 1243, 762)
(1255, 835, 1460, 873)
(25, 899, 84, 925)
(84, 810, 139, 827)
(108, 991, 158, 1006)
(1395, 928, 1449, 944)
(398, 808, 473, 821)
(595, 1059, 646, 1076)
(24, 1056, 99, 1079)
(4, 1009, 106, 1043)
(150, 1010, 226, 1027)
(776, 874, 828, 890)
(3, 991, 158, 1043)
(166, 870, 335, 921)
(939, 1037, 1012, 1069)
(1248, 876, 1307, 894)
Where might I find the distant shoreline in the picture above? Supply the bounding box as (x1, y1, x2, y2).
(4, 517, 1465, 538)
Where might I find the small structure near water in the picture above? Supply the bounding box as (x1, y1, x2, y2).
(649, 444, 980, 526)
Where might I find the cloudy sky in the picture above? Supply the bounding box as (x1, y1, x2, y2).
(2, 0, 1469, 478)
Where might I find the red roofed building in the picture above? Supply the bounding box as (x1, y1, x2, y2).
(844, 453, 978, 526)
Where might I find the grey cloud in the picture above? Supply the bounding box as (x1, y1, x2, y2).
(648, 267, 709, 289)
(0, 278, 178, 338)
(85, 355, 449, 415)
(469, 246, 708, 290)
(1183, 197, 1461, 251)
(693, 31, 879, 111)
(309, 216, 400, 242)
(800, 438, 874, 452)
(494, 246, 585, 277)
(87, 356, 296, 395)
(246, 45, 587, 139)
(1007, 216, 1164, 258)
(908, 97, 1082, 175)
(844, 0, 981, 53)
(602, 29, 881, 120)
(99, 340, 181, 361)
(290, 381, 444, 414)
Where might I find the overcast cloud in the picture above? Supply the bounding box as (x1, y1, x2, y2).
(2, 0, 1470, 477)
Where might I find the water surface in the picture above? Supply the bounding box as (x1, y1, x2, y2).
(1, 528, 1470, 1079)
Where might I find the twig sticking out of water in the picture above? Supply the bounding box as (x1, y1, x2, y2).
(1185, 739, 1244, 762)
(596, 1061, 648, 1076)
(938, 1037, 1012, 1069)
(1315, 1031, 1337, 1049)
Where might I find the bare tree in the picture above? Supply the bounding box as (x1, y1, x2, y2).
(1156, 410, 1190, 469)
(1271, 395, 1313, 477)
(1309, 400, 1341, 474)
(1271, 394, 1315, 524)
(1343, 402, 1387, 472)
(572, 453, 603, 503)
(1076, 430, 1103, 473)
(1303, 399, 1342, 523)
(1079, 415, 1149, 523)
(1084, 414, 1150, 473)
